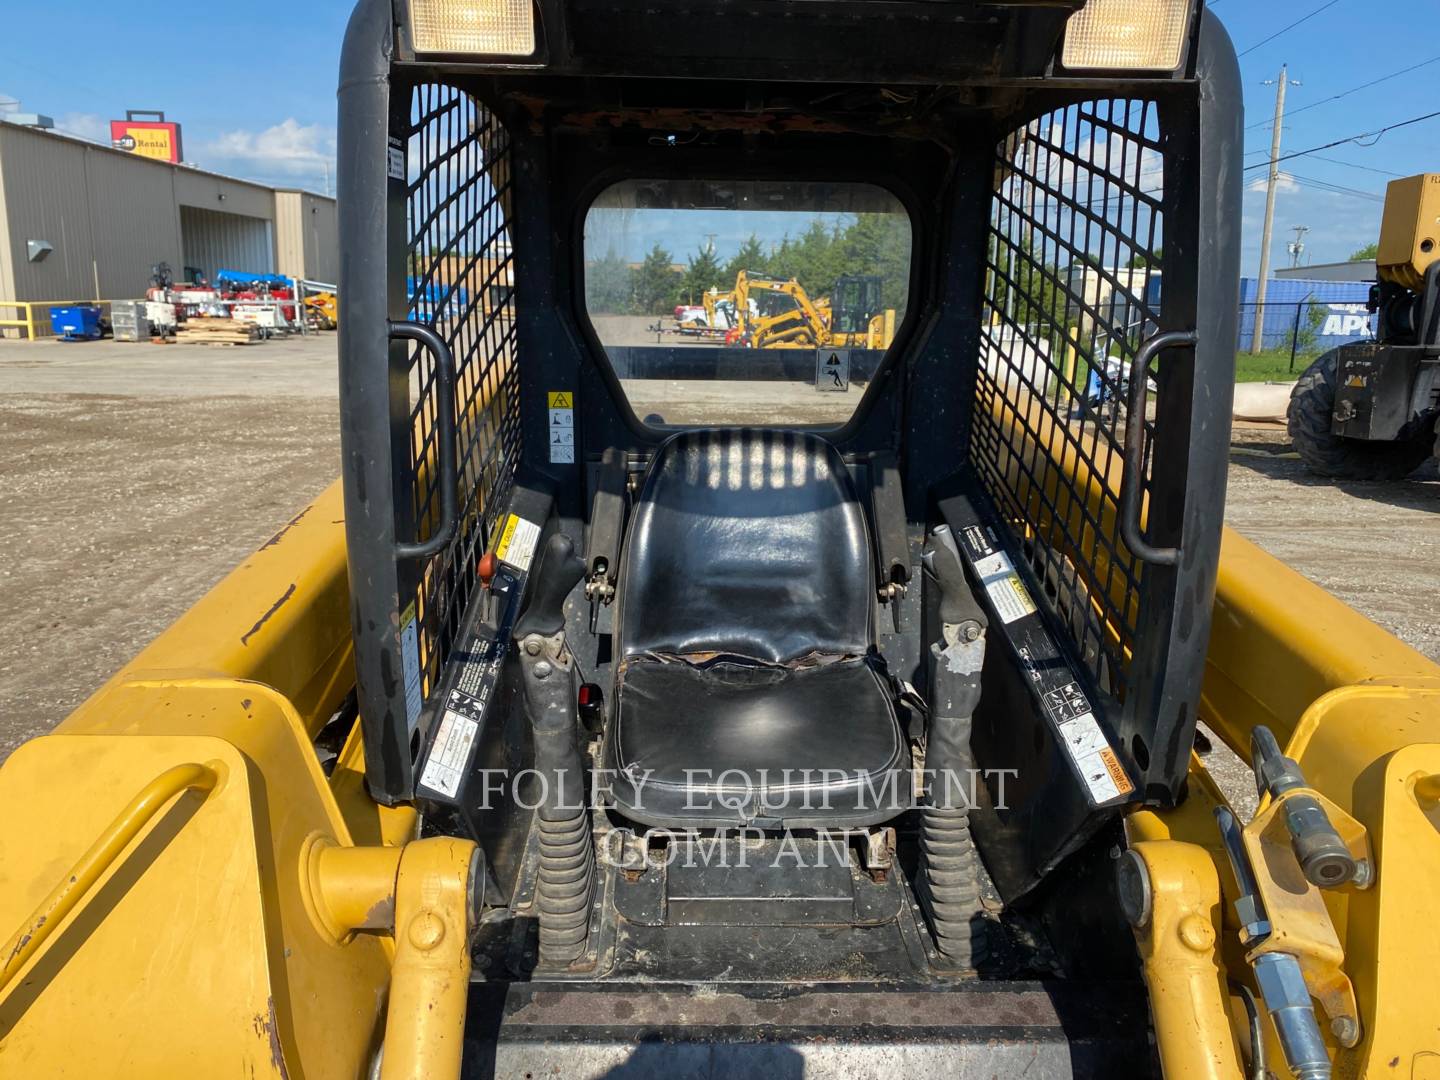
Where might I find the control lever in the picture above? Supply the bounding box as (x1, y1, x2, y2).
(477, 551, 498, 623)
(1250, 726, 1358, 888)
(923, 524, 986, 643)
(515, 533, 586, 641)
(917, 524, 989, 970)
(512, 531, 595, 969)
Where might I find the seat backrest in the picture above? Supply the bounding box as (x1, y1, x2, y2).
(617, 428, 873, 664)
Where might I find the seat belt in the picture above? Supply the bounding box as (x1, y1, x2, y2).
(868, 452, 912, 630)
(584, 447, 627, 633)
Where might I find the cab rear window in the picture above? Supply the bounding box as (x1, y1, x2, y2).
(582, 179, 912, 428)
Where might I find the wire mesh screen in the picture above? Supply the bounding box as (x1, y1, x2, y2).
(404, 83, 521, 691)
(973, 99, 1164, 700)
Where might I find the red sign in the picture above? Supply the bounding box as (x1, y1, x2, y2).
(110, 119, 183, 164)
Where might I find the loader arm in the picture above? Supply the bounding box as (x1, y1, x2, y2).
(1, 467, 1436, 1077)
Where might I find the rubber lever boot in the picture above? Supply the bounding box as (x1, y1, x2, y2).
(918, 524, 990, 970)
(514, 533, 595, 967)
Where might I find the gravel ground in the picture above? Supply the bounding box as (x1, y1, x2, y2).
(1, 339, 1435, 802)
(0, 337, 340, 760)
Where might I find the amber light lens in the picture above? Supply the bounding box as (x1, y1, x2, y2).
(1062, 0, 1192, 71)
(407, 0, 536, 56)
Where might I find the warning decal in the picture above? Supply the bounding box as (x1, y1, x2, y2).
(547, 391, 575, 462)
(972, 549, 1037, 624)
(417, 707, 479, 797)
(495, 513, 542, 573)
(1054, 699, 1134, 804)
(399, 601, 423, 733)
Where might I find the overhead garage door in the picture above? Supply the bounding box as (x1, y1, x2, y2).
(180, 206, 275, 282)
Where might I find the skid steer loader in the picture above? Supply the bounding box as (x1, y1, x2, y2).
(2, 1, 1439, 1078)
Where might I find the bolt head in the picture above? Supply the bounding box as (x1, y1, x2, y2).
(523, 637, 543, 656)
(1331, 1015, 1360, 1047)
(534, 660, 553, 679)
(407, 911, 446, 951)
(1177, 914, 1215, 952)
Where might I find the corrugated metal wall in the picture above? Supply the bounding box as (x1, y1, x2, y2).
(84, 147, 184, 298)
(275, 191, 339, 283)
(0, 125, 337, 306)
(0, 125, 102, 300)
(179, 206, 275, 281)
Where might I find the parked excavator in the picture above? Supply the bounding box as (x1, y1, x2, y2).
(720, 269, 897, 349)
(2, 2, 1438, 1079)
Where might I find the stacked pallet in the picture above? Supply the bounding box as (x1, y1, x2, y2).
(175, 318, 261, 346)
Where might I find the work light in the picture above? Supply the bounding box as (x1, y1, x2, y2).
(1061, 0, 1193, 71)
(406, 0, 536, 56)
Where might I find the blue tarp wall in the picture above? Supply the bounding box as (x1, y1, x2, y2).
(1237, 277, 1374, 352)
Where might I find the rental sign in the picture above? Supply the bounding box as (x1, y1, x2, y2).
(110, 111, 183, 164)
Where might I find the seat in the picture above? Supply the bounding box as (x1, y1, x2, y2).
(605, 428, 909, 828)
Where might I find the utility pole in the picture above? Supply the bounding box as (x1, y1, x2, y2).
(1251, 64, 1300, 353)
(1287, 224, 1310, 268)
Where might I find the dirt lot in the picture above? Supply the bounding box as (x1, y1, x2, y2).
(1, 338, 1436, 773)
(0, 336, 341, 760)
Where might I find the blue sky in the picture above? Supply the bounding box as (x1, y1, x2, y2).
(3, 1, 1437, 274)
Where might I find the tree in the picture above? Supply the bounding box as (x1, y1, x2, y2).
(840, 213, 913, 312)
(630, 244, 682, 315)
(1349, 242, 1378, 261)
(585, 247, 632, 314)
(683, 243, 724, 304)
(723, 235, 769, 285)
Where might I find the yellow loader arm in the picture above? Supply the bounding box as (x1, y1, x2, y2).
(0, 479, 1436, 1077)
(0, 483, 476, 1080)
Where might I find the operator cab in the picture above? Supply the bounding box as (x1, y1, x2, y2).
(337, 0, 1242, 1068)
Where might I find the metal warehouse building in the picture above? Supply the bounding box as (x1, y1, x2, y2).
(0, 122, 336, 312)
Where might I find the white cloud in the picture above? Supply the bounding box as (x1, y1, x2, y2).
(0, 98, 110, 144)
(201, 118, 335, 184)
(55, 112, 110, 143)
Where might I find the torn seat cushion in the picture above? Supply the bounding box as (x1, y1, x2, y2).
(606, 428, 909, 828)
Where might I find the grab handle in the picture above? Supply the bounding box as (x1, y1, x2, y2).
(390, 321, 458, 561)
(0, 762, 219, 994)
(1118, 329, 1198, 567)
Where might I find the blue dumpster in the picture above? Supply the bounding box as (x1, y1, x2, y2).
(49, 305, 105, 342)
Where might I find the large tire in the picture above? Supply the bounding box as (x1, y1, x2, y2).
(1286, 349, 1434, 481)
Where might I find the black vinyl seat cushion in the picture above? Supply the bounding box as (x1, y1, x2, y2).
(608, 656, 909, 829)
(604, 428, 910, 828)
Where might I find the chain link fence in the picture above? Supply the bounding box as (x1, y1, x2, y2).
(1236, 296, 1375, 376)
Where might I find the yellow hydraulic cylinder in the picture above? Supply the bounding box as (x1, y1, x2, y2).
(1122, 840, 1245, 1080)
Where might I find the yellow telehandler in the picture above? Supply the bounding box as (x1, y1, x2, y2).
(2, 1, 1438, 1078)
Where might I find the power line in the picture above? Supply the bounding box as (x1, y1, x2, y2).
(1245, 54, 1440, 131)
(1307, 154, 1405, 178)
(1280, 171, 1384, 202)
(1238, 0, 1345, 57)
(1242, 108, 1440, 171)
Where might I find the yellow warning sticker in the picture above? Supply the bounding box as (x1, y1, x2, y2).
(495, 513, 542, 573)
(547, 391, 573, 408)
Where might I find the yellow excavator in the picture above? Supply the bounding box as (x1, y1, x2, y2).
(2, 2, 1439, 1079)
(728, 269, 897, 349)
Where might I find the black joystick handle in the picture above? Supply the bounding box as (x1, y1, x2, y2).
(925, 524, 986, 629)
(514, 533, 586, 639)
